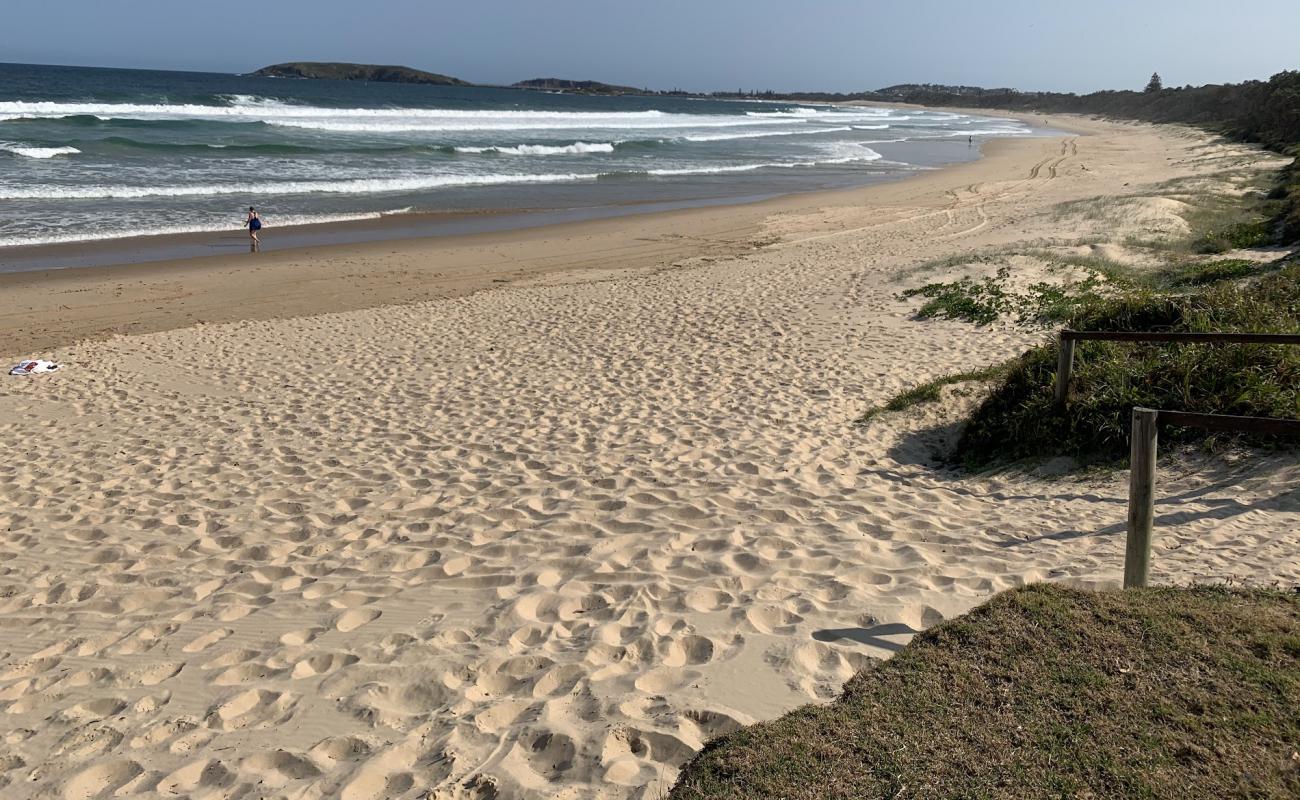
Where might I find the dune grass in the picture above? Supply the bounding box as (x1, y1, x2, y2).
(878, 158, 1300, 466)
(669, 584, 1300, 800)
(898, 265, 1113, 328)
(1169, 257, 1281, 286)
(857, 363, 1011, 424)
(956, 260, 1300, 466)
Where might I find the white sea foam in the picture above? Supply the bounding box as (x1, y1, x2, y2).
(1, 143, 81, 158)
(0, 145, 898, 200)
(0, 99, 805, 133)
(0, 208, 414, 248)
(270, 116, 800, 133)
(745, 108, 819, 117)
(637, 163, 780, 177)
(681, 126, 852, 142)
(0, 172, 598, 200)
(814, 143, 884, 164)
(927, 128, 1033, 138)
(852, 124, 889, 130)
(455, 142, 616, 155)
(627, 148, 886, 177)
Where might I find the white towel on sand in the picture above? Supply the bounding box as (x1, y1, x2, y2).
(8, 359, 61, 376)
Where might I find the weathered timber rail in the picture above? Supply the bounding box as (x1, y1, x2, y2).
(1124, 407, 1300, 588)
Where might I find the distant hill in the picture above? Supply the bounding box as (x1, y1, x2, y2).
(252, 62, 470, 86)
(873, 83, 1018, 98)
(512, 78, 643, 96)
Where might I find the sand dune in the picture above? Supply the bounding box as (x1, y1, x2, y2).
(0, 117, 1296, 799)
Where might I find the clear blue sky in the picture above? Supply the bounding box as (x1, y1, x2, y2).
(2, 0, 1296, 93)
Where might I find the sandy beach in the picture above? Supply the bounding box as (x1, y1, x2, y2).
(1, 116, 1296, 799)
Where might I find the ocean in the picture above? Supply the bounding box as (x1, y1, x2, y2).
(0, 62, 1038, 254)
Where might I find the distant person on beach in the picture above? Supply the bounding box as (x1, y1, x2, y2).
(245, 206, 262, 251)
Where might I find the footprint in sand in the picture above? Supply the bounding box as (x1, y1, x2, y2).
(205, 689, 296, 731)
(291, 652, 360, 679)
(633, 667, 699, 694)
(57, 697, 127, 723)
(181, 627, 233, 653)
(339, 767, 415, 800)
(62, 759, 143, 800)
(117, 661, 185, 687)
(155, 758, 233, 795)
(280, 627, 325, 646)
(241, 750, 321, 785)
(517, 730, 577, 780)
(661, 634, 716, 667)
(335, 608, 381, 633)
(741, 605, 803, 635)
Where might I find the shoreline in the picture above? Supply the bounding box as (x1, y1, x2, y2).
(0, 121, 1029, 275)
(0, 192, 783, 274)
(0, 117, 1090, 358)
(2, 113, 1296, 800)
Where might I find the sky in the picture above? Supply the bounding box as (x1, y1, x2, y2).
(1, 0, 1296, 93)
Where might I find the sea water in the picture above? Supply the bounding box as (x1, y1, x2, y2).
(0, 62, 1036, 252)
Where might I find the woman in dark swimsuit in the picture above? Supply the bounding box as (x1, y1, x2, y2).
(245, 206, 262, 251)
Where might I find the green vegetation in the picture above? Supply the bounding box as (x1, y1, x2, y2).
(1194, 220, 1278, 254)
(900, 266, 1111, 327)
(870, 71, 1300, 155)
(670, 584, 1300, 800)
(900, 268, 1013, 325)
(251, 62, 470, 85)
(857, 363, 1010, 423)
(512, 78, 644, 95)
(957, 260, 1300, 466)
(1172, 258, 1265, 286)
(1272, 158, 1300, 243)
(877, 164, 1299, 466)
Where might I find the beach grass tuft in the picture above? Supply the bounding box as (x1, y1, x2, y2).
(856, 363, 1012, 424)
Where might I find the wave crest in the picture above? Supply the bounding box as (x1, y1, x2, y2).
(455, 141, 616, 156)
(1, 143, 80, 158)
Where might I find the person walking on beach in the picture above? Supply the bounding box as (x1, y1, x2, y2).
(245, 206, 262, 252)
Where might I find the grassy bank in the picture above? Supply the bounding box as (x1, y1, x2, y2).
(670, 584, 1300, 800)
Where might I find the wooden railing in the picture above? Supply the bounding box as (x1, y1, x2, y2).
(1124, 408, 1300, 588)
(1055, 330, 1300, 409)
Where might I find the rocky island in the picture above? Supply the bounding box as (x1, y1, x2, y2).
(512, 78, 644, 95)
(251, 62, 471, 86)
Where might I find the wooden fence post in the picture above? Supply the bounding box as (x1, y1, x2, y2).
(1055, 333, 1076, 410)
(1124, 407, 1159, 588)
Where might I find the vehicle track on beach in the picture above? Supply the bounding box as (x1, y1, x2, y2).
(776, 135, 1081, 250)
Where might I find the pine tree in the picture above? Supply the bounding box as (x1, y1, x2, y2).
(1145, 72, 1163, 93)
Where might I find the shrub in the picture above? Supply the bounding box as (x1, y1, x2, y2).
(1172, 258, 1261, 285)
(956, 262, 1300, 466)
(899, 268, 1012, 325)
(1194, 220, 1275, 253)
